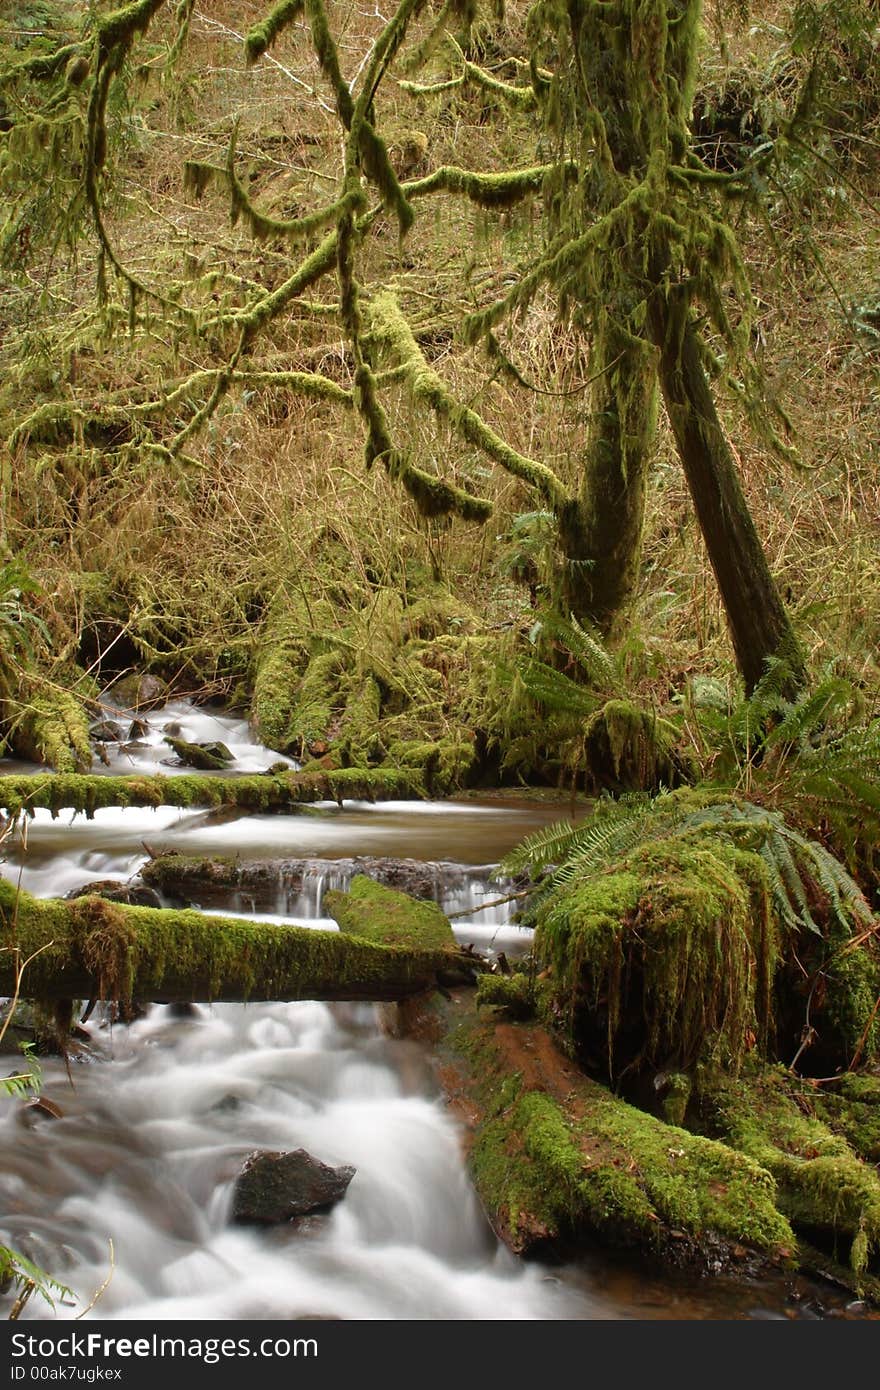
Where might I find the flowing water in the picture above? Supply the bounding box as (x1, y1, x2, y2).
(0, 702, 860, 1321)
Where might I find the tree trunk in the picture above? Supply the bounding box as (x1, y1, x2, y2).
(557, 310, 658, 636)
(651, 306, 805, 694)
(0, 765, 423, 819)
(0, 880, 464, 1004)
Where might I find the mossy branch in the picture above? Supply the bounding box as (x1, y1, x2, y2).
(244, 0, 305, 65)
(366, 290, 568, 510)
(0, 766, 425, 821)
(404, 162, 571, 208)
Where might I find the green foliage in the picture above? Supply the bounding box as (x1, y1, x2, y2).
(0, 559, 50, 662)
(504, 785, 878, 1071)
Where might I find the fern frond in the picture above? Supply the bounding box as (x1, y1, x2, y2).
(518, 659, 600, 718)
(534, 610, 616, 688)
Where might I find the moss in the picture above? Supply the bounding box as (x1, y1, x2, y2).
(584, 698, 687, 790)
(244, 0, 305, 65)
(0, 877, 456, 1004)
(659, 1072, 692, 1128)
(697, 1065, 880, 1280)
(476, 971, 536, 1020)
(287, 648, 346, 755)
(0, 765, 425, 819)
(338, 676, 382, 763)
(2, 667, 94, 774)
(462, 1020, 793, 1259)
(820, 934, 880, 1065)
(402, 590, 479, 641)
(536, 834, 782, 1072)
(324, 874, 456, 951)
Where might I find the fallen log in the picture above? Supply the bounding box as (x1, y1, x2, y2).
(403, 986, 796, 1272)
(0, 878, 464, 1004)
(0, 766, 425, 819)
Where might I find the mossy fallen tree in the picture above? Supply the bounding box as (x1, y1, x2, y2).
(695, 1065, 880, 1280)
(0, 765, 425, 819)
(432, 990, 794, 1268)
(0, 878, 466, 1004)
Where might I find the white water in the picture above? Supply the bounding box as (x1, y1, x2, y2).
(1, 1000, 595, 1321)
(0, 701, 834, 1321)
(0, 701, 590, 1320)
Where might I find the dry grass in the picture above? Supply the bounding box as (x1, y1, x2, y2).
(0, 0, 877, 713)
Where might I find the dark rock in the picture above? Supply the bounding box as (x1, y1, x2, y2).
(65, 879, 163, 909)
(90, 720, 122, 743)
(128, 718, 150, 739)
(232, 1149, 356, 1225)
(163, 721, 183, 736)
(106, 673, 169, 712)
(163, 736, 234, 771)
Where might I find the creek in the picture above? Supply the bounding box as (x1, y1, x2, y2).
(0, 701, 855, 1321)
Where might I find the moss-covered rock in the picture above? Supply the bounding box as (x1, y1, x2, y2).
(324, 875, 457, 951)
(536, 834, 780, 1073)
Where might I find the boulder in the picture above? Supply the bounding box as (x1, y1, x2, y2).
(232, 1149, 356, 1225)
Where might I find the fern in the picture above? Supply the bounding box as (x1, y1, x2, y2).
(508, 788, 874, 940)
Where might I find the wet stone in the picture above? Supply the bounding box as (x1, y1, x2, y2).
(231, 1149, 356, 1226)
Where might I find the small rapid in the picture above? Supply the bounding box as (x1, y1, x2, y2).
(0, 700, 849, 1321)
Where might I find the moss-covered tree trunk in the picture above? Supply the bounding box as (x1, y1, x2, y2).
(557, 326, 657, 635)
(652, 306, 805, 694)
(0, 879, 464, 1004)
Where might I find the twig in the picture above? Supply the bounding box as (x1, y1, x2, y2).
(446, 888, 531, 920)
(75, 1240, 115, 1320)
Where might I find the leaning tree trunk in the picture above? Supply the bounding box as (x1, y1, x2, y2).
(651, 304, 805, 694)
(557, 324, 658, 635)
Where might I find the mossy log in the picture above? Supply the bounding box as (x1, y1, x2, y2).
(0, 766, 425, 819)
(695, 1065, 880, 1281)
(430, 990, 794, 1267)
(0, 879, 466, 1004)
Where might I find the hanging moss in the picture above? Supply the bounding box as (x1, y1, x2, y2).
(4, 677, 93, 774)
(583, 698, 687, 790)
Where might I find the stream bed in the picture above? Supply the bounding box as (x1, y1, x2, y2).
(0, 701, 866, 1320)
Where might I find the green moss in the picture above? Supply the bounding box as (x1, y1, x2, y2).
(324, 874, 456, 951)
(536, 834, 781, 1071)
(2, 667, 94, 774)
(697, 1065, 880, 1279)
(463, 1023, 793, 1258)
(244, 0, 305, 65)
(584, 698, 687, 790)
(0, 877, 456, 1004)
(476, 971, 536, 1019)
(0, 765, 425, 819)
